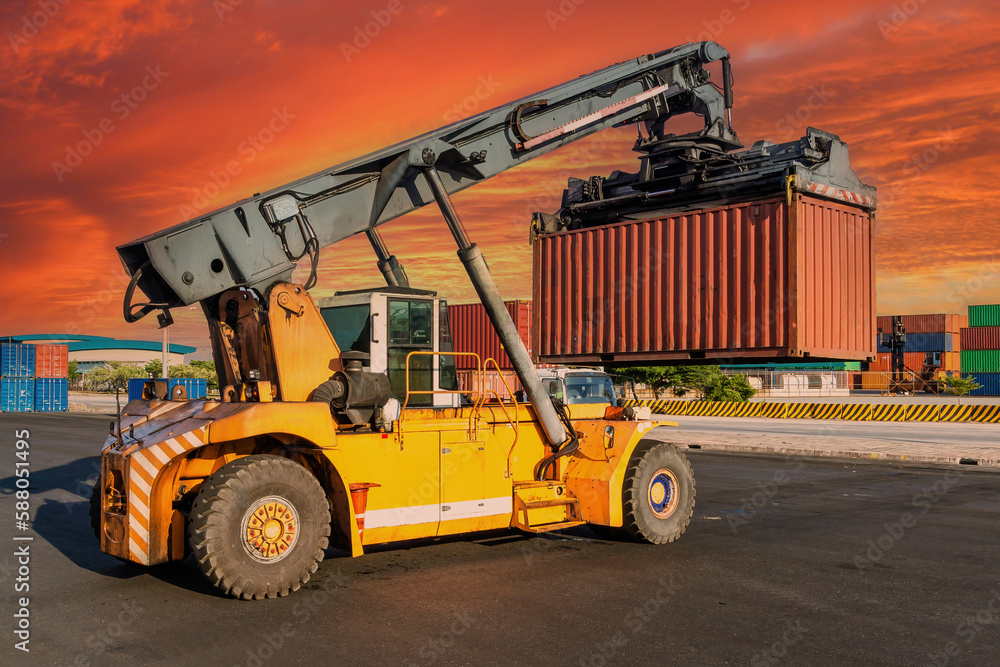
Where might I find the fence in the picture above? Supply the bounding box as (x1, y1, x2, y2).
(627, 370, 990, 399)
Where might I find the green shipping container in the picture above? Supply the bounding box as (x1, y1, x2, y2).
(969, 304, 1000, 327)
(961, 350, 1000, 372)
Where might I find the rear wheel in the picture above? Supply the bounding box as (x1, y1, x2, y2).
(188, 455, 331, 600)
(621, 441, 695, 544)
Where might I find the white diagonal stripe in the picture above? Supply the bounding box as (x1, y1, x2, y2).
(129, 537, 148, 564)
(129, 491, 149, 520)
(181, 431, 203, 449)
(163, 438, 186, 455)
(131, 474, 151, 496)
(147, 445, 170, 464)
(131, 452, 158, 478)
(132, 519, 149, 545)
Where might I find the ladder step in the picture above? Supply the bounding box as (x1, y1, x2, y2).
(521, 520, 586, 534)
(523, 498, 577, 510)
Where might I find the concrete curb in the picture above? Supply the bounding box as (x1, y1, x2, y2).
(683, 442, 1000, 470)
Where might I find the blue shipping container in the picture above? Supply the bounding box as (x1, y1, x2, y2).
(878, 332, 954, 354)
(128, 378, 208, 402)
(34, 378, 68, 412)
(968, 373, 1000, 397)
(1, 378, 34, 412)
(1, 343, 36, 377)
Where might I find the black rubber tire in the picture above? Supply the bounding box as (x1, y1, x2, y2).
(187, 455, 331, 600)
(621, 441, 695, 544)
(89, 481, 101, 541)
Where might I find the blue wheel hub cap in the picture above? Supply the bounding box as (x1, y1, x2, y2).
(648, 468, 678, 518)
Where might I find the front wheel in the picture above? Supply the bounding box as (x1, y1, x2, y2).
(620, 441, 695, 544)
(188, 455, 331, 600)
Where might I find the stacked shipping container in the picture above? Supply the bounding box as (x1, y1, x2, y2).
(960, 305, 1000, 395)
(447, 301, 533, 370)
(874, 314, 965, 372)
(0, 343, 70, 412)
(1, 344, 36, 412)
(34, 344, 69, 412)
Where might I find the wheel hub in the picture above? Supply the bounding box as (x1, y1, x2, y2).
(241, 496, 299, 563)
(647, 468, 679, 519)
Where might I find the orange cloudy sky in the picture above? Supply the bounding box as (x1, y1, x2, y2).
(2, 0, 999, 356)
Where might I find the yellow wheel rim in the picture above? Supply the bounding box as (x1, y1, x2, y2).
(647, 468, 679, 519)
(241, 496, 299, 563)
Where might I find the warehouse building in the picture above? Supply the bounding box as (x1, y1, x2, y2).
(1, 334, 195, 373)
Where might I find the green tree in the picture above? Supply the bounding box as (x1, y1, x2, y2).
(615, 365, 755, 400)
(943, 374, 982, 405)
(144, 359, 162, 377)
(702, 373, 757, 402)
(68, 360, 80, 382)
(89, 362, 144, 393)
(168, 362, 219, 390)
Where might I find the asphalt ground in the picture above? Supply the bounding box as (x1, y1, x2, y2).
(1, 413, 999, 666)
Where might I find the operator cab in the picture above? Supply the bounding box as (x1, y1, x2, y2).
(318, 287, 458, 409)
(538, 368, 618, 405)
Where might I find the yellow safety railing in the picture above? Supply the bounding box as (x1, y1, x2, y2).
(397, 352, 520, 468)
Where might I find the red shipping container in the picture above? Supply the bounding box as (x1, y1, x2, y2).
(869, 351, 958, 372)
(960, 326, 1000, 351)
(34, 344, 69, 378)
(447, 300, 532, 370)
(876, 314, 968, 334)
(533, 195, 875, 364)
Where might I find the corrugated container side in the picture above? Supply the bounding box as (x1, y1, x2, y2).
(877, 332, 956, 353)
(34, 344, 69, 378)
(868, 352, 930, 372)
(533, 196, 874, 363)
(961, 350, 1000, 373)
(876, 314, 968, 334)
(960, 326, 1000, 351)
(1, 378, 34, 412)
(34, 378, 68, 412)
(448, 301, 532, 370)
(968, 372, 1000, 396)
(127, 378, 208, 402)
(969, 305, 1000, 327)
(1, 343, 36, 378)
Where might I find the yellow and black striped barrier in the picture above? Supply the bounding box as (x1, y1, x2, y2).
(905, 404, 940, 422)
(841, 404, 872, 421)
(971, 405, 1000, 423)
(785, 403, 813, 419)
(758, 403, 788, 419)
(871, 404, 906, 422)
(811, 403, 844, 420)
(938, 405, 974, 422)
(629, 398, 995, 424)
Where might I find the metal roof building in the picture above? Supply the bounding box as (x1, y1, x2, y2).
(2, 334, 195, 371)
